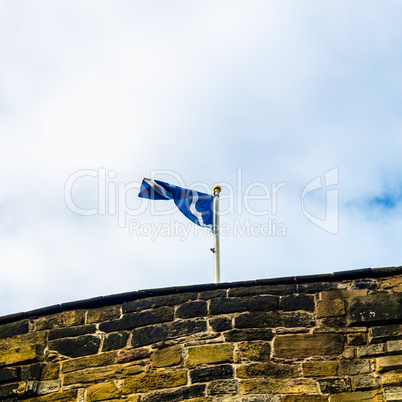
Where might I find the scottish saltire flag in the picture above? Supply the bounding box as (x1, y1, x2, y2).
(138, 178, 213, 229)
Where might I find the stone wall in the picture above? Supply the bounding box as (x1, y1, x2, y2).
(1, 266, 402, 401)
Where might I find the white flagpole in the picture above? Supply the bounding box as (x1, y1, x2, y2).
(213, 185, 221, 284)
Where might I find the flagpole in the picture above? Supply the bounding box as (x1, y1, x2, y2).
(213, 185, 221, 284)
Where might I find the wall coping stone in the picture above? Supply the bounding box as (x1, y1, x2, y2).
(1, 265, 401, 325)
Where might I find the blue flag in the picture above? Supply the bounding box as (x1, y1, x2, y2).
(138, 178, 213, 229)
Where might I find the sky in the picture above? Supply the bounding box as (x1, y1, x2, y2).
(1, 1, 402, 316)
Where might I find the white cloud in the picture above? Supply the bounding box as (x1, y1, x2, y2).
(1, 1, 402, 315)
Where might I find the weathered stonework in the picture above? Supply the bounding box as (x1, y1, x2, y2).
(274, 333, 345, 359)
(1, 265, 402, 401)
(187, 344, 234, 366)
(0, 332, 46, 365)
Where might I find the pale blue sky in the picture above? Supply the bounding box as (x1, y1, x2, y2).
(1, 1, 402, 316)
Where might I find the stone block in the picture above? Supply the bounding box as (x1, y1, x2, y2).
(208, 379, 237, 395)
(316, 327, 367, 334)
(0, 319, 30, 339)
(384, 387, 402, 401)
(187, 344, 234, 366)
(277, 327, 310, 334)
(353, 279, 378, 290)
(48, 324, 97, 340)
(388, 339, 402, 353)
(176, 301, 207, 319)
(0, 367, 20, 384)
(140, 384, 206, 402)
(131, 318, 207, 348)
(347, 293, 402, 326)
(274, 334, 344, 359)
(239, 397, 281, 402)
(318, 378, 351, 394)
(279, 294, 315, 312)
(298, 282, 332, 294)
(120, 363, 146, 377)
(63, 365, 120, 385)
(341, 346, 356, 359)
(235, 311, 315, 329)
(123, 292, 198, 313)
(229, 284, 297, 297)
(99, 306, 174, 332)
(40, 363, 60, 380)
(102, 332, 129, 351)
(380, 276, 402, 292)
(151, 345, 182, 367)
(19, 364, 42, 381)
(198, 289, 226, 299)
(283, 396, 328, 402)
(319, 316, 347, 328)
(316, 299, 345, 318)
(117, 348, 150, 363)
(33, 310, 85, 331)
(237, 341, 271, 361)
(86, 381, 120, 401)
(321, 289, 367, 299)
(352, 373, 381, 391)
(346, 332, 366, 346)
(382, 370, 402, 386)
(36, 380, 61, 395)
(369, 324, 402, 343)
(376, 355, 402, 372)
(209, 317, 232, 332)
(224, 329, 274, 342)
(190, 364, 233, 383)
(239, 378, 318, 394)
(49, 335, 100, 358)
(338, 359, 371, 375)
(329, 389, 384, 401)
(302, 361, 338, 377)
(87, 305, 121, 323)
(0, 332, 46, 365)
(209, 296, 278, 315)
(122, 370, 187, 394)
(357, 343, 385, 357)
(236, 362, 299, 379)
(61, 351, 117, 373)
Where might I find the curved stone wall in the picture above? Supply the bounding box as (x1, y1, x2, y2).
(1, 266, 402, 401)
